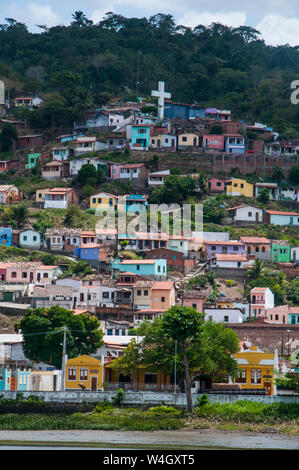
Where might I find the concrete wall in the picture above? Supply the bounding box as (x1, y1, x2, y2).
(0, 390, 298, 405)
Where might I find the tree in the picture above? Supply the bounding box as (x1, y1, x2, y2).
(12, 204, 28, 228)
(203, 198, 225, 224)
(15, 306, 103, 368)
(247, 258, 266, 280)
(76, 163, 97, 187)
(257, 187, 270, 204)
(0, 123, 17, 151)
(289, 166, 299, 185)
(272, 165, 284, 184)
(112, 306, 239, 412)
(64, 204, 80, 227)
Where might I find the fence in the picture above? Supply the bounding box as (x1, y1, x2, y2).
(1, 390, 298, 406)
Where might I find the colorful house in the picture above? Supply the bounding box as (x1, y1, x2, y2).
(254, 182, 281, 200)
(150, 134, 177, 149)
(203, 134, 224, 151)
(204, 241, 245, 259)
(224, 134, 245, 154)
(271, 242, 291, 263)
(239, 237, 271, 259)
(178, 133, 200, 148)
(182, 290, 208, 312)
(151, 281, 176, 310)
(19, 229, 42, 250)
(263, 210, 299, 226)
(65, 355, 103, 391)
(0, 185, 22, 204)
(90, 192, 119, 211)
(233, 345, 278, 395)
(0, 227, 12, 246)
(130, 124, 151, 149)
(207, 178, 225, 193)
(124, 194, 147, 213)
(288, 307, 299, 325)
(42, 161, 69, 180)
(225, 178, 254, 197)
(25, 153, 41, 169)
(0, 366, 31, 391)
(44, 188, 78, 210)
(250, 287, 274, 318)
(227, 205, 263, 224)
(111, 259, 167, 279)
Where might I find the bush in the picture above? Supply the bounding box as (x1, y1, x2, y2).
(225, 280, 235, 287)
(94, 400, 113, 413)
(195, 394, 210, 407)
(112, 388, 124, 407)
(145, 406, 182, 417)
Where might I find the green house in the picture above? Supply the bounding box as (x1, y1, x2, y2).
(271, 243, 291, 263)
(26, 153, 41, 169)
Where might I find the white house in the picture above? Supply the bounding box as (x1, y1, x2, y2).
(212, 254, 249, 269)
(52, 147, 73, 161)
(250, 287, 274, 318)
(72, 137, 103, 156)
(227, 205, 263, 223)
(69, 158, 106, 176)
(148, 170, 170, 186)
(254, 182, 281, 200)
(19, 230, 42, 250)
(291, 246, 299, 263)
(204, 308, 244, 323)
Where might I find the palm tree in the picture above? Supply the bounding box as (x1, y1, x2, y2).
(247, 258, 266, 280)
(71, 11, 92, 27)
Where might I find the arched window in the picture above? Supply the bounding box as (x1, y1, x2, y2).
(22, 272, 27, 278)
(11, 272, 17, 278)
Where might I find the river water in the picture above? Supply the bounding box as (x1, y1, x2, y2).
(0, 429, 298, 450)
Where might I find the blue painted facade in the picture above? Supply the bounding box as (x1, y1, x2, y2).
(0, 367, 31, 391)
(130, 125, 150, 148)
(19, 230, 42, 249)
(225, 136, 246, 154)
(125, 195, 147, 213)
(74, 245, 100, 261)
(0, 227, 12, 246)
(60, 133, 84, 143)
(0, 367, 11, 390)
(164, 102, 205, 120)
(288, 313, 299, 325)
(111, 259, 167, 278)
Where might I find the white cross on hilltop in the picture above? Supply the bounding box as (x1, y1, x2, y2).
(151, 81, 171, 120)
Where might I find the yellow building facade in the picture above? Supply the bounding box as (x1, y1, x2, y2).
(225, 178, 254, 197)
(233, 346, 277, 395)
(90, 192, 118, 210)
(65, 355, 103, 391)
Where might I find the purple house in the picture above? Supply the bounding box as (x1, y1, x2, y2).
(204, 241, 245, 259)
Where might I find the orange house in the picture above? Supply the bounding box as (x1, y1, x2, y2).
(151, 281, 176, 310)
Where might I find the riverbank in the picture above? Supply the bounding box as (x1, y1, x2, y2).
(0, 429, 298, 450)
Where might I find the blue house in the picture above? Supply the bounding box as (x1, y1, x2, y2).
(0, 367, 11, 390)
(74, 243, 108, 269)
(111, 258, 167, 279)
(19, 230, 42, 249)
(224, 134, 246, 154)
(0, 366, 31, 391)
(130, 125, 151, 149)
(288, 310, 299, 325)
(164, 101, 205, 120)
(125, 195, 147, 213)
(60, 133, 84, 143)
(0, 227, 12, 246)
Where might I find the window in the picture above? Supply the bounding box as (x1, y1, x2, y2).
(102, 292, 109, 299)
(182, 136, 187, 142)
(12, 272, 17, 278)
(137, 290, 141, 296)
(236, 369, 246, 383)
(92, 198, 96, 203)
(43, 273, 48, 278)
(224, 316, 229, 322)
(107, 329, 113, 335)
(144, 373, 157, 384)
(248, 212, 252, 217)
(68, 368, 76, 381)
(22, 272, 27, 278)
(23, 236, 27, 241)
(144, 290, 148, 296)
(33, 236, 37, 241)
(233, 246, 239, 251)
(161, 297, 165, 302)
(136, 265, 140, 270)
(251, 369, 261, 384)
(275, 315, 279, 320)
(79, 368, 88, 381)
(192, 303, 197, 308)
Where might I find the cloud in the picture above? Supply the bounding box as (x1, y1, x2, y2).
(177, 10, 247, 29)
(256, 14, 299, 46)
(90, 6, 114, 24)
(4, 3, 62, 31)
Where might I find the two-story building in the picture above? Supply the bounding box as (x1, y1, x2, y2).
(250, 287, 274, 318)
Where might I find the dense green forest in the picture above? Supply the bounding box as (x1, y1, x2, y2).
(1, 12, 299, 135)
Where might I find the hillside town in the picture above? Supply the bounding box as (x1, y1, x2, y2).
(0, 78, 298, 400)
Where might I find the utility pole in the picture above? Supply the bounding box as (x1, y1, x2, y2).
(61, 326, 67, 392)
(174, 339, 177, 394)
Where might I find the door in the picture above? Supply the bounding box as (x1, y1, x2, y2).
(264, 381, 272, 395)
(91, 376, 97, 392)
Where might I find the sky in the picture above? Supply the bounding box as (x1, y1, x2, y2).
(2, 0, 299, 46)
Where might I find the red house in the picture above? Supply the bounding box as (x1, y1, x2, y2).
(203, 134, 224, 151)
(207, 178, 225, 193)
(15, 134, 44, 149)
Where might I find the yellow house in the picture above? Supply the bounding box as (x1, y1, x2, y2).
(90, 192, 119, 211)
(225, 178, 254, 197)
(35, 188, 50, 205)
(233, 345, 278, 395)
(65, 355, 103, 391)
(104, 362, 173, 391)
(178, 133, 200, 147)
(216, 298, 233, 309)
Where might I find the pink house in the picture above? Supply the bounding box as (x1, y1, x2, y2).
(265, 305, 289, 324)
(207, 178, 225, 193)
(250, 287, 274, 318)
(203, 134, 224, 151)
(182, 290, 208, 313)
(5, 262, 62, 285)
